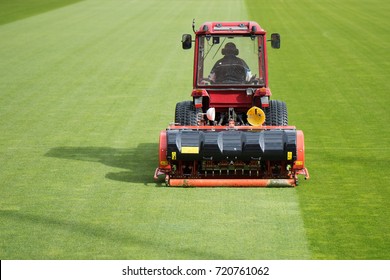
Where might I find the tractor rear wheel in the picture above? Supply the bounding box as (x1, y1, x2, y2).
(265, 100, 288, 126)
(174, 101, 199, 126)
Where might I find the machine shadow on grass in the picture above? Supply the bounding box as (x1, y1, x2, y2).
(45, 144, 161, 186)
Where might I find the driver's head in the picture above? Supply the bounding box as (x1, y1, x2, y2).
(222, 42, 239, 56)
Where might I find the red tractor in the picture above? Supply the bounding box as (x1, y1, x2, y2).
(154, 21, 309, 187)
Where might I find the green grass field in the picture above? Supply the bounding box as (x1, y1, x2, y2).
(0, 0, 389, 259)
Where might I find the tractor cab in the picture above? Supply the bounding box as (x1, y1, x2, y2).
(196, 35, 264, 86)
(182, 21, 280, 89)
(181, 21, 282, 122)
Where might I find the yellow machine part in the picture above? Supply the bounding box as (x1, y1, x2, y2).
(246, 106, 265, 126)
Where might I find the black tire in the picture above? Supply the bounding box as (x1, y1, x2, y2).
(264, 100, 288, 126)
(174, 101, 199, 125)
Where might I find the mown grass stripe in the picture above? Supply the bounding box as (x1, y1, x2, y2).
(0, 0, 84, 25)
(246, 0, 390, 259)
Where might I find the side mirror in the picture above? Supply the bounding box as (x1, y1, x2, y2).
(182, 34, 192, 49)
(270, 33, 281, 49)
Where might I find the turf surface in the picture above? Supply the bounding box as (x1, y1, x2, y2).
(0, 0, 389, 259)
(245, 0, 390, 259)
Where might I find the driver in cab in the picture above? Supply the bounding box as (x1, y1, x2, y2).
(208, 42, 252, 84)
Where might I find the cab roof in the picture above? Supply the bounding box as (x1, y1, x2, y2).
(197, 21, 265, 35)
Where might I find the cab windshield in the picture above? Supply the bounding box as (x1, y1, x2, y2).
(197, 35, 265, 86)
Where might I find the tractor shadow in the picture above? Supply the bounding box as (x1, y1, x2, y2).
(45, 144, 161, 186)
